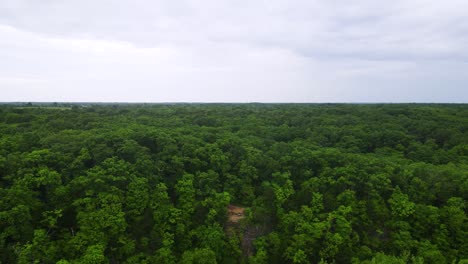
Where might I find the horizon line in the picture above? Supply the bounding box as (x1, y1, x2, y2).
(0, 101, 467, 105)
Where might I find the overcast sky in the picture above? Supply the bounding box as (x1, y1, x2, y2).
(1, 0, 468, 102)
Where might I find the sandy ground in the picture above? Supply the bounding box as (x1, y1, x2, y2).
(228, 205, 245, 223)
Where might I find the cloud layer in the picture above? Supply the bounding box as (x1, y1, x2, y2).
(1, 0, 468, 102)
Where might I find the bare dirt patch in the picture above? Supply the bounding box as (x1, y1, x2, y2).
(227, 205, 245, 223)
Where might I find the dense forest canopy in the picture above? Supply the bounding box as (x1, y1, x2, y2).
(0, 103, 467, 263)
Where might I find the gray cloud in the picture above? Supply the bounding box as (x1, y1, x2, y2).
(1, 0, 468, 102)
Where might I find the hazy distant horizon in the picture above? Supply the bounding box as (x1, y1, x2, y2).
(1, 101, 466, 105)
(2, 1, 468, 103)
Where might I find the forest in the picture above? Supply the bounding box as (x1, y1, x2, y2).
(0, 103, 467, 264)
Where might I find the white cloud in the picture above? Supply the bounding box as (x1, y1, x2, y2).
(0, 0, 467, 102)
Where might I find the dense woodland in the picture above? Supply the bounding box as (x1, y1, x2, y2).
(0, 103, 467, 264)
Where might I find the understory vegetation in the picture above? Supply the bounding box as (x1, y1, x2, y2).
(0, 104, 467, 263)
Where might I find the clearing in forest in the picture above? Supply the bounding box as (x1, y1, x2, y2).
(227, 205, 245, 223)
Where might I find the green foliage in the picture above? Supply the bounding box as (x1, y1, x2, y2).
(181, 248, 217, 264)
(389, 187, 415, 218)
(0, 104, 467, 263)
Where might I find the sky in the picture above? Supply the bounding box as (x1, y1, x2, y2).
(1, 0, 468, 103)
